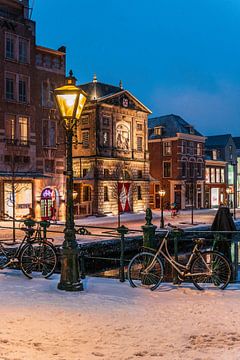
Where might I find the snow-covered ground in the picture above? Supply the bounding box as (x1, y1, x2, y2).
(0, 270, 240, 360)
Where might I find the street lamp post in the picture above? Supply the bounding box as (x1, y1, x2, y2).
(159, 189, 166, 228)
(54, 70, 87, 291)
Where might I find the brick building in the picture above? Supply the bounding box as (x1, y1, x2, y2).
(148, 114, 205, 210)
(72, 76, 151, 217)
(0, 0, 66, 220)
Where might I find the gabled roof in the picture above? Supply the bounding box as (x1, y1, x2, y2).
(79, 81, 121, 101)
(148, 114, 202, 139)
(79, 79, 151, 113)
(205, 134, 232, 148)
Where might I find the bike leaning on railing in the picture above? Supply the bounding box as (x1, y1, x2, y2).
(127, 224, 232, 291)
(0, 219, 57, 279)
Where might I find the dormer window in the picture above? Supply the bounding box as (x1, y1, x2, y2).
(212, 150, 217, 160)
(154, 126, 163, 136)
(186, 125, 194, 134)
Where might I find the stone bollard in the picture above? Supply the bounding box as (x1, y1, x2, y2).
(142, 208, 157, 249)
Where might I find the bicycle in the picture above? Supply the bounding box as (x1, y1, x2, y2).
(127, 225, 231, 291)
(0, 219, 57, 279)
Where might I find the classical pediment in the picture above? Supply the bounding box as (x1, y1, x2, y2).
(97, 90, 152, 114)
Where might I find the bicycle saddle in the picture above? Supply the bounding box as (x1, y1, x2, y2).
(193, 238, 205, 246)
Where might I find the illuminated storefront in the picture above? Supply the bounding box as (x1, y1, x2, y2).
(4, 182, 32, 219)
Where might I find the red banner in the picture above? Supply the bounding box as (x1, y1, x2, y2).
(118, 182, 131, 212)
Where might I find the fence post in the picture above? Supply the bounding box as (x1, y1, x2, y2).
(142, 208, 157, 248)
(117, 225, 129, 282)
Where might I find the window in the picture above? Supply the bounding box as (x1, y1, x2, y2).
(182, 141, 187, 154)
(220, 168, 225, 183)
(137, 170, 143, 179)
(104, 186, 109, 202)
(19, 76, 27, 102)
(137, 186, 142, 200)
(137, 137, 143, 151)
(196, 163, 202, 178)
(5, 33, 16, 60)
(163, 141, 171, 155)
(104, 169, 110, 177)
(181, 162, 187, 177)
(5, 33, 29, 63)
(83, 186, 91, 201)
(103, 116, 110, 126)
(137, 123, 143, 131)
(189, 142, 194, 155)
(42, 120, 56, 147)
(154, 127, 162, 136)
(45, 160, 55, 173)
(82, 130, 90, 148)
(5, 73, 15, 100)
(82, 168, 88, 177)
(19, 37, 29, 63)
(197, 143, 202, 156)
(205, 168, 210, 183)
(210, 168, 215, 183)
(216, 168, 220, 183)
(189, 163, 195, 178)
(163, 162, 171, 178)
(19, 116, 29, 145)
(5, 114, 16, 143)
(212, 150, 217, 160)
(103, 131, 110, 147)
(5, 115, 29, 146)
(5, 73, 29, 103)
(52, 57, 60, 69)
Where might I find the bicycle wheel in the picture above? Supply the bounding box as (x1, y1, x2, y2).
(190, 251, 231, 290)
(127, 252, 164, 291)
(19, 241, 57, 279)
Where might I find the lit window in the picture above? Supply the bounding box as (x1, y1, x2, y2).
(5, 114, 16, 144)
(163, 141, 171, 155)
(197, 143, 202, 156)
(154, 127, 162, 136)
(19, 116, 29, 145)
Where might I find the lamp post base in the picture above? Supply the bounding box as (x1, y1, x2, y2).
(57, 247, 83, 292)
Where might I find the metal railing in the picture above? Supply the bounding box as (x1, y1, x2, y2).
(0, 216, 239, 284)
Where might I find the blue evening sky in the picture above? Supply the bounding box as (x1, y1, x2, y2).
(32, 0, 240, 136)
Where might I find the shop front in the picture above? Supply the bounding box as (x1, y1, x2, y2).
(40, 187, 59, 221)
(3, 181, 32, 219)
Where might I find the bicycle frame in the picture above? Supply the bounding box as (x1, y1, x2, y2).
(144, 230, 212, 278)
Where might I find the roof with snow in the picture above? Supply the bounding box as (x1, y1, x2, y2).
(148, 114, 203, 139)
(205, 134, 232, 148)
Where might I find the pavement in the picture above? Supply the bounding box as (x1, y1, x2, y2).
(0, 208, 239, 245)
